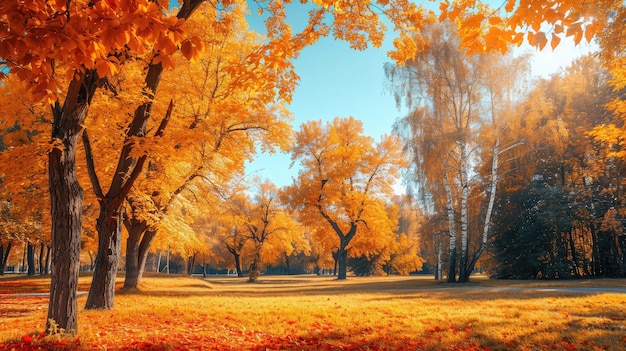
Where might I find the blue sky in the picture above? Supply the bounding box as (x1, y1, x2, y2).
(244, 3, 597, 190)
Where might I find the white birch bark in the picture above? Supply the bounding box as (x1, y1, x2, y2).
(459, 143, 470, 282)
(437, 234, 443, 280)
(468, 137, 500, 272)
(482, 139, 499, 247)
(443, 169, 457, 282)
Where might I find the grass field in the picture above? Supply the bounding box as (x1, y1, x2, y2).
(1, 274, 626, 350)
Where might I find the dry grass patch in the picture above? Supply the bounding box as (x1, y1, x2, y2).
(1, 275, 625, 350)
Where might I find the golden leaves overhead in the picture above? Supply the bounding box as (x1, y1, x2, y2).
(439, 0, 620, 54)
(0, 0, 200, 102)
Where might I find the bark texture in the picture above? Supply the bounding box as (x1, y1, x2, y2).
(47, 70, 98, 334)
(84, 204, 123, 309)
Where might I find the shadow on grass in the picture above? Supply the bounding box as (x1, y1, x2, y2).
(125, 275, 626, 300)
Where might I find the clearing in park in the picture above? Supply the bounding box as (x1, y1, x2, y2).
(1, 274, 626, 350)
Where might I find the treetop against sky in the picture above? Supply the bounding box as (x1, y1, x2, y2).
(244, 0, 600, 189)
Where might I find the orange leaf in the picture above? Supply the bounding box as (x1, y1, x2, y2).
(464, 13, 485, 29)
(488, 16, 503, 25)
(95, 59, 111, 77)
(180, 39, 194, 60)
(550, 33, 561, 51)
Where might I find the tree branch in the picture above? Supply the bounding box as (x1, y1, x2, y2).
(81, 129, 104, 199)
(119, 99, 174, 202)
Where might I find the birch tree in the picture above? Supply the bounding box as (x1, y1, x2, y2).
(388, 21, 528, 282)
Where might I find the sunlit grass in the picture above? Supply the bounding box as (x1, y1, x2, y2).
(1, 274, 626, 350)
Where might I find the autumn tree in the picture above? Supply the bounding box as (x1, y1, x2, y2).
(0, 75, 53, 277)
(388, 20, 529, 282)
(221, 180, 304, 281)
(115, 2, 294, 289)
(491, 180, 580, 279)
(491, 55, 623, 278)
(285, 117, 406, 280)
(385, 195, 424, 275)
(212, 222, 250, 277)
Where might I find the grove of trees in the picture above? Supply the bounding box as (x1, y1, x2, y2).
(0, 0, 625, 337)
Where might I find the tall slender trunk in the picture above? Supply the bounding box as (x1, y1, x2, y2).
(47, 70, 98, 334)
(459, 164, 469, 282)
(44, 245, 51, 275)
(85, 204, 123, 309)
(444, 171, 457, 283)
(434, 233, 443, 280)
(26, 243, 35, 276)
(0, 242, 12, 275)
(569, 229, 580, 277)
(156, 250, 162, 273)
(590, 224, 602, 276)
(614, 231, 625, 276)
(21, 241, 26, 273)
(165, 248, 170, 274)
(466, 139, 501, 281)
(38, 243, 45, 275)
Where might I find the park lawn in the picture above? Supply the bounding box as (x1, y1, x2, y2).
(0, 275, 625, 350)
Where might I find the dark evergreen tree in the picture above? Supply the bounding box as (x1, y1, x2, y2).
(491, 180, 578, 279)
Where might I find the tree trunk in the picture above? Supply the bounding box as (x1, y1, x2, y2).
(568, 229, 580, 277)
(435, 233, 443, 280)
(202, 257, 207, 278)
(187, 253, 196, 276)
(44, 245, 51, 275)
(458, 185, 469, 282)
(231, 251, 243, 277)
(124, 225, 141, 289)
(85, 205, 123, 309)
(21, 241, 26, 273)
(123, 220, 157, 289)
(444, 171, 457, 283)
(156, 250, 162, 273)
(466, 139, 501, 281)
(137, 229, 157, 278)
(0, 242, 12, 275)
(590, 224, 602, 276)
(458, 143, 470, 283)
(47, 70, 98, 334)
(248, 246, 262, 282)
(336, 246, 348, 280)
(165, 248, 170, 274)
(38, 243, 45, 275)
(27, 243, 35, 276)
(284, 253, 291, 275)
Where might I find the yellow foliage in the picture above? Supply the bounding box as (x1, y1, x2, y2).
(440, 0, 621, 55)
(287, 116, 408, 261)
